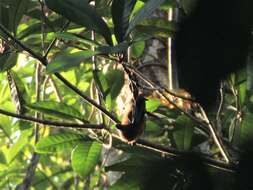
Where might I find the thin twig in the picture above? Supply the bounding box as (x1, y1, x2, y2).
(17, 1, 45, 189)
(0, 108, 105, 129)
(32, 168, 71, 187)
(216, 82, 224, 132)
(0, 22, 234, 171)
(16, 154, 40, 190)
(44, 21, 70, 58)
(0, 23, 120, 124)
(137, 62, 167, 70)
(136, 138, 236, 172)
(125, 63, 209, 132)
(49, 76, 63, 102)
(198, 106, 231, 163)
(124, 63, 232, 162)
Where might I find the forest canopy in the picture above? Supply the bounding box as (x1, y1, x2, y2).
(0, 0, 252, 189)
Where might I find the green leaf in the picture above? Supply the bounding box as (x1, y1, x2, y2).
(181, 0, 198, 14)
(45, 0, 113, 45)
(93, 71, 110, 98)
(6, 128, 31, 163)
(106, 156, 151, 172)
(0, 116, 12, 136)
(18, 17, 67, 39)
(135, 18, 176, 38)
(111, 0, 137, 42)
(46, 51, 94, 74)
(240, 112, 253, 144)
(55, 32, 100, 47)
(27, 101, 84, 122)
(96, 42, 129, 55)
(7, 70, 26, 114)
(107, 156, 175, 190)
(131, 40, 145, 58)
(0, 151, 6, 164)
(0, 0, 29, 33)
(145, 120, 163, 136)
(146, 99, 161, 112)
(9, 0, 29, 34)
(94, 69, 124, 111)
(35, 133, 88, 153)
(235, 69, 247, 105)
(0, 51, 18, 72)
(109, 178, 140, 190)
(105, 70, 125, 99)
(126, 0, 166, 36)
(46, 43, 129, 74)
(173, 115, 194, 150)
(247, 58, 253, 91)
(107, 158, 145, 190)
(71, 141, 102, 177)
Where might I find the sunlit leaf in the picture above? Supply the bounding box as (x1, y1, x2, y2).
(7, 70, 26, 114)
(131, 40, 145, 58)
(46, 51, 94, 74)
(126, 0, 166, 36)
(6, 128, 32, 163)
(27, 101, 85, 122)
(71, 141, 102, 177)
(46, 43, 129, 74)
(35, 133, 88, 153)
(146, 99, 161, 112)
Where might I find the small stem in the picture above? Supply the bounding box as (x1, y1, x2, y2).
(216, 82, 224, 132)
(49, 76, 63, 102)
(54, 73, 119, 123)
(44, 21, 70, 58)
(0, 108, 104, 129)
(199, 107, 231, 163)
(125, 63, 209, 133)
(0, 20, 235, 173)
(124, 62, 232, 161)
(0, 23, 120, 124)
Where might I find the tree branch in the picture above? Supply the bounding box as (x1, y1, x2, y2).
(0, 23, 120, 124)
(124, 63, 232, 163)
(0, 109, 104, 129)
(0, 23, 235, 173)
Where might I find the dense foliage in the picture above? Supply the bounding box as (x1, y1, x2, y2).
(0, 0, 252, 189)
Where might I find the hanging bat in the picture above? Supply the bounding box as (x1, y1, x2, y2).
(116, 94, 146, 144)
